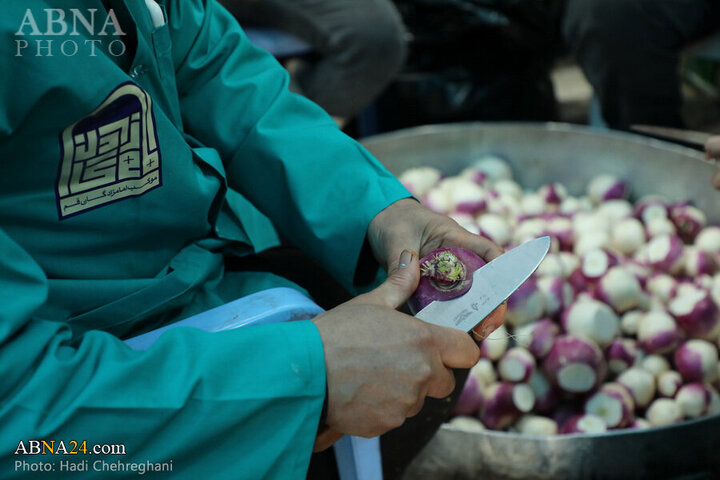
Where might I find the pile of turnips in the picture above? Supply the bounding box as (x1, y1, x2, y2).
(400, 156, 720, 435)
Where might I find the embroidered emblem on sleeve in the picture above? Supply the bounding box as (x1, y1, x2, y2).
(56, 82, 162, 219)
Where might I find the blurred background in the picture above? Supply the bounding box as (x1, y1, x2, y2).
(224, 0, 720, 140)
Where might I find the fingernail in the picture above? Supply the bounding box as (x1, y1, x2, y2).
(398, 250, 412, 269)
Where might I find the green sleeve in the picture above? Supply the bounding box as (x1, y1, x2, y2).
(169, 0, 411, 292)
(0, 229, 326, 479)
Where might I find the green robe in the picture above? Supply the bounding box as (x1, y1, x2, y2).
(0, 1, 409, 478)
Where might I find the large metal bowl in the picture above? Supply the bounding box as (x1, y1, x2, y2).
(361, 123, 720, 480)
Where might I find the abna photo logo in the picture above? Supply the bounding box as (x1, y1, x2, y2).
(15, 9, 127, 57)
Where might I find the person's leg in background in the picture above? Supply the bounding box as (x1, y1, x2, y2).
(221, 0, 407, 124)
(562, 0, 720, 130)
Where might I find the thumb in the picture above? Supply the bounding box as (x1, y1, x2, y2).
(352, 250, 420, 309)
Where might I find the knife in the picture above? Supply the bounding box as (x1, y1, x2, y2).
(415, 236, 551, 332)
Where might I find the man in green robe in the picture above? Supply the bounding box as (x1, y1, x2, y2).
(0, 1, 502, 478)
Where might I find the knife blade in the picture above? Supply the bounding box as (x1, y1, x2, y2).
(415, 236, 551, 332)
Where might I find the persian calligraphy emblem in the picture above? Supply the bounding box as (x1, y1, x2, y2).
(56, 82, 161, 218)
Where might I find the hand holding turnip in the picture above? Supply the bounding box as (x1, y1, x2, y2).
(367, 198, 506, 338)
(312, 250, 481, 451)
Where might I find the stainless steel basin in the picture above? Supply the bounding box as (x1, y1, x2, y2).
(361, 122, 720, 480)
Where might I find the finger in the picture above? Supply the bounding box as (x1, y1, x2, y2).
(353, 249, 420, 309)
(383, 236, 418, 273)
(471, 303, 507, 340)
(425, 323, 481, 369)
(426, 366, 457, 399)
(712, 169, 720, 191)
(313, 427, 344, 452)
(406, 396, 426, 419)
(451, 229, 504, 262)
(706, 136, 720, 160)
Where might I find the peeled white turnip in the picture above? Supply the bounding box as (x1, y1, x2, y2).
(542, 335, 607, 394)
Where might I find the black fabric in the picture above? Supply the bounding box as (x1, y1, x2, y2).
(224, 247, 353, 310)
(562, 0, 720, 130)
(219, 0, 407, 118)
(372, 0, 563, 131)
(101, 0, 138, 72)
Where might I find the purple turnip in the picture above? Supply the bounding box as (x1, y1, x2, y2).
(620, 310, 644, 336)
(637, 310, 683, 354)
(536, 253, 565, 278)
(606, 339, 639, 375)
(477, 213, 511, 246)
(537, 276, 574, 318)
(443, 177, 488, 215)
(449, 213, 480, 236)
(674, 339, 719, 383)
(631, 418, 652, 429)
(695, 226, 720, 254)
(398, 166, 442, 197)
(453, 373, 484, 416)
(559, 196, 586, 215)
(408, 247, 487, 314)
(646, 234, 684, 274)
(683, 247, 718, 277)
(558, 252, 581, 278)
(646, 273, 678, 304)
(559, 414, 608, 434)
(459, 166, 489, 187)
(545, 217, 574, 251)
(617, 367, 656, 409)
(423, 188, 452, 214)
(581, 248, 619, 282)
(539, 183, 568, 205)
(635, 196, 670, 224)
(657, 371, 683, 398)
(486, 193, 521, 218)
(584, 382, 635, 428)
(670, 204, 707, 242)
(506, 278, 545, 327)
(514, 219, 547, 246)
(529, 371, 560, 414)
(472, 156, 513, 182)
(514, 318, 560, 359)
(646, 398, 683, 427)
(623, 261, 652, 289)
(520, 193, 548, 217)
(478, 382, 535, 430)
(668, 287, 720, 340)
(587, 175, 629, 204)
(562, 298, 620, 348)
(479, 324, 509, 361)
(645, 217, 677, 238)
(514, 414, 558, 435)
(469, 358, 497, 388)
(493, 179, 522, 198)
(573, 212, 611, 236)
(595, 266, 644, 313)
(543, 335, 607, 394)
(640, 354, 671, 378)
(675, 382, 713, 418)
(498, 347, 536, 383)
(597, 199, 634, 222)
(574, 231, 612, 257)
